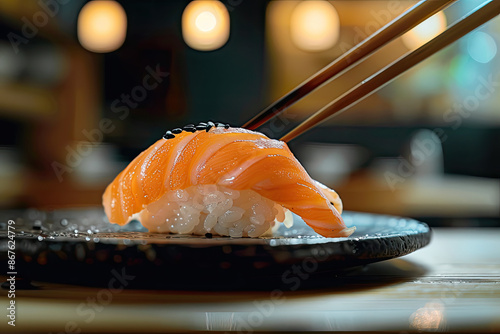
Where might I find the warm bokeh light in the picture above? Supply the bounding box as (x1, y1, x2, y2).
(467, 31, 497, 63)
(290, 0, 340, 52)
(77, 0, 127, 53)
(410, 301, 445, 331)
(196, 11, 217, 32)
(182, 1, 230, 51)
(402, 12, 447, 50)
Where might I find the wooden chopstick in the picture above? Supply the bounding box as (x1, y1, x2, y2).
(280, 0, 500, 142)
(243, 0, 456, 130)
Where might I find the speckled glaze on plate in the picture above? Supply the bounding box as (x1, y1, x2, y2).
(0, 208, 431, 290)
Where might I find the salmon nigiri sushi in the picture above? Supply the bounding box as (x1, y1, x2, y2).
(103, 122, 355, 238)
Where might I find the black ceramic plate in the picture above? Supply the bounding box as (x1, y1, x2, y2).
(0, 208, 430, 290)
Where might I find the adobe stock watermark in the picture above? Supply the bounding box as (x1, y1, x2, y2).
(48, 267, 135, 334)
(51, 64, 169, 182)
(384, 73, 500, 191)
(224, 0, 243, 11)
(336, 0, 404, 57)
(7, 0, 70, 54)
(5, 0, 243, 53)
(259, 1, 405, 140)
(258, 108, 298, 139)
(228, 245, 333, 334)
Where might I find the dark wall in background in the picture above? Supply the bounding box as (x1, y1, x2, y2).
(103, 0, 269, 151)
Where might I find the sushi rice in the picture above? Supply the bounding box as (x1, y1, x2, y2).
(135, 184, 293, 237)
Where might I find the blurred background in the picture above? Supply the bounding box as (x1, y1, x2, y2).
(0, 0, 498, 227)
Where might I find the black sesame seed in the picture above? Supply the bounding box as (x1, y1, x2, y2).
(216, 122, 225, 128)
(171, 128, 183, 134)
(205, 233, 213, 238)
(185, 127, 196, 133)
(224, 124, 230, 129)
(198, 122, 207, 126)
(163, 131, 175, 139)
(207, 121, 215, 128)
(196, 124, 207, 130)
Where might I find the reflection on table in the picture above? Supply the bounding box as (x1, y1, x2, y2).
(1, 228, 499, 333)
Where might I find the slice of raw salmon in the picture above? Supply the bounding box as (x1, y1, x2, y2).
(103, 126, 354, 238)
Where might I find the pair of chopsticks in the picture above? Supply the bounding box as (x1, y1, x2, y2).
(243, 0, 500, 142)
